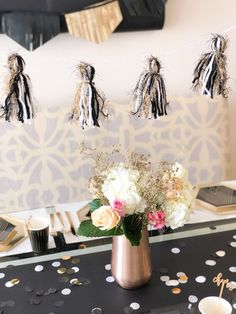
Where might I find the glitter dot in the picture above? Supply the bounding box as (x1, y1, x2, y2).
(61, 288, 71, 296)
(172, 287, 181, 294)
(216, 250, 225, 257)
(230, 242, 236, 248)
(5, 281, 14, 288)
(91, 308, 103, 314)
(188, 295, 198, 303)
(195, 276, 206, 283)
(106, 276, 115, 283)
(52, 261, 61, 267)
(0, 273, 5, 279)
(176, 272, 186, 277)
(105, 264, 111, 271)
(166, 280, 179, 287)
(35, 265, 44, 272)
(130, 302, 140, 310)
(229, 267, 236, 273)
(160, 276, 170, 282)
(171, 248, 180, 254)
(205, 260, 216, 266)
(71, 267, 79, 273)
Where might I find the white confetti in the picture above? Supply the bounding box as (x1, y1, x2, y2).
(52, 261, 61, 267)
(160, 276, 170, 282)
(205, 260, 216, 266)
(229, 281, 236, 289)
(61, 288, 71, 295)
(35, 265, 44, 272)
(106, 276, 115, 283)
(178, 279, 188, 284)
(105, 264, 111, 271)
(230, 242, 236, 248)
(130, 302, 140, 310)
(171, 248, 180, 254)
(229, 267, 236, 273)
(176, 272, 186, 277)
(195, 276, 206, 283)
(216, 250, 225, 257)
(188, 295, 198, 303)
(5, 281, 14, 288)
(233, 235, 236, 240)
(0, 273, 5, 279)
(71, 267, 79, 273)
(233, 303, 236, 309)
(166, 280, 179, 286)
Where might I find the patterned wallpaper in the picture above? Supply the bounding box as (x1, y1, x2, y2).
(0, 94, 230, 212)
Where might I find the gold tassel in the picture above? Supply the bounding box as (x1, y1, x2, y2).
(65, 1, 123, 44)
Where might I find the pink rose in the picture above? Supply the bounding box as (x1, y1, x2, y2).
(148, 210, 165, 230)
(112, 199, 126, 217)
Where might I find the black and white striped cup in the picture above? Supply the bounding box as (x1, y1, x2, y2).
(27, 217, 49, 253)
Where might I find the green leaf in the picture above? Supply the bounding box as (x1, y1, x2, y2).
(77, 220, 123, 238)
(89, 199, 102, 212)
(122, 214, 143, 246)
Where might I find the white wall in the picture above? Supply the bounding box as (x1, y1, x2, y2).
(0, 0, 236, 211)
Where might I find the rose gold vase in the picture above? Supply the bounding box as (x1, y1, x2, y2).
(111, 228, 152, 289)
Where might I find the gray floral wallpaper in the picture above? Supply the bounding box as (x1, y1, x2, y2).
(0, 94, 230, 212)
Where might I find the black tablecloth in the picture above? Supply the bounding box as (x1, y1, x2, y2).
(0, 229, 236, 314)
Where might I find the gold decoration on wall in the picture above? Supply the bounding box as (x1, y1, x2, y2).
(65, 0, 123, 43)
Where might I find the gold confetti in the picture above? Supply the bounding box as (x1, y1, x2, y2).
(71, 258, 81, 265)
(66, 268, 75, 275)
(62, 255, 71, 261)
(179, 275, 188, 281)
(11, 278, 20, 285)
(172, 287, 181, 294)
(70, 278, 81, 286)
(57, 268, 67, 274)
(79, 244, 87, 249)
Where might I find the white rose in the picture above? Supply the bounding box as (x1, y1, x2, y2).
(102, 165, 146, 215)
(164, 201, 189, 229)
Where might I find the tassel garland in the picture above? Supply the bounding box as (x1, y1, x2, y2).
(131, 56, 168, 119)
(192, 34, 228, 99)
(1, 53, 34, 123)
(70, 62, 108, 129)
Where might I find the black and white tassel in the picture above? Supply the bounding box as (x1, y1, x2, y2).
(70, 62, 108, 129)
(1, 53, 34, 123)
(131, 56, 168, 119)
(192, 34, 228, 99)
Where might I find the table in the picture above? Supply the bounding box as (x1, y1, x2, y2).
(0, 217, 236, 314)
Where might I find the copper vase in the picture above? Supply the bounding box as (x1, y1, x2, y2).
(111, 228, 152, 289)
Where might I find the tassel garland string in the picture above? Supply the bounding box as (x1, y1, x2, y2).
(131, 56, 168, 119)
(192, 34, 228, 99)
(70, 62, 108, 129)
(1, 53, 34, 123)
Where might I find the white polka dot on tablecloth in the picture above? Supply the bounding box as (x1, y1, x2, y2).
(205, 260, 216, 266)
(52, 261, 61, 267)
(105, 264, 111, 271)
(35, 265, 44, 272)
(106, 276, 115, 283)
(130, 302, 140, 310)
(0, 273, 5, 279)
(160, 276, 170, 282)
(188, 295, 198, 303)
(5, 281, 14, 288)
(61, 288, 71, 295)
(171, 248, 180, 254)
(166, 280, 179, 287)
(195, 276, 206, 283)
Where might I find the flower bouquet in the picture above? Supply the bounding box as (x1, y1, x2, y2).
(77, 149, 194, 246)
